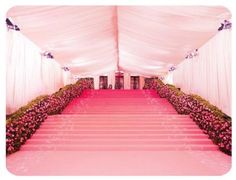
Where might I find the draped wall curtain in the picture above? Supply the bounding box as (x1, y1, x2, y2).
(173, 30, 231, 116)
(6, 30, 71, 114)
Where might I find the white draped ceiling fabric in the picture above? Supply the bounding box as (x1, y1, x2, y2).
(6, 6, 231, 114)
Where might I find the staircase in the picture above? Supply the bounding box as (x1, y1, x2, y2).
(7, 90, 231, 175)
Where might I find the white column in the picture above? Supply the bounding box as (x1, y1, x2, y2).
(93, 76, 99, 89)
(140, 76, 145, 89)
(108, 71, 115, 89)
(124, 72, 130, 89)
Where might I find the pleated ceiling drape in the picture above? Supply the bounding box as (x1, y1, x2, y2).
(7, 6, 231, 76)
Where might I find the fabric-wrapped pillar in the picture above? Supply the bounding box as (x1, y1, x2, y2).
(108, 71, 115, 89)
(124, 72, 130, 89)
(93, 76, 99, 89)
(140, 76, 145, 89)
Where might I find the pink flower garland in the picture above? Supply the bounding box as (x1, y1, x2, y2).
(6, 79, 93, 155)
(144, 78, 232, 155)
(6, 98, 49, 154)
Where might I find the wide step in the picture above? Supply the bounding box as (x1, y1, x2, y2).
(20, 145, 218, 151)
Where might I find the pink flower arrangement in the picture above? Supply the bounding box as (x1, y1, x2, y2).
(158, 85, 172, 98)
(145, 78, 232, 155)
(169, 93, 193, 114)
(6, 79, 93, 155)
(6, 98, 49, 154)
(189, 99, 232, 155)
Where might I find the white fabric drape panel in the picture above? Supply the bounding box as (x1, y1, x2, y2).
(6, 31, 43, 113)
(6, 31, 64, 114)
(63, 71, 73, 86)
(41, 58, 64, 94)
(173, 30, 231, 115)
(164, 72, 174, 85)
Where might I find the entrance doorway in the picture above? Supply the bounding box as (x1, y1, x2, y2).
(115, 72, 124, 89)
(130, 76, 140, 89)
(99, 76, 108, 89)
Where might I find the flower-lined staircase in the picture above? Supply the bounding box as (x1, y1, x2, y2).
(7, 90, 231, 175)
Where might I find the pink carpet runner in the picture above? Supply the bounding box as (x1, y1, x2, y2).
(7, 90, 231, 175)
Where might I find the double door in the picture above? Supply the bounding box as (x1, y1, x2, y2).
(115, 72, 124, 89)
(99, 76, 108, 89)
(131, 76, 140, 89)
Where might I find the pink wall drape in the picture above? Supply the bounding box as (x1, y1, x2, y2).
(6, 30, 71, 114)
(173, 30, 231, 115)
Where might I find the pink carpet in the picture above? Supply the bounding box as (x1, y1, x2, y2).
(7, 90, 231, 175)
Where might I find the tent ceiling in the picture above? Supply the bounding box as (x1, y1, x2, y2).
(7, 6, 231, 76)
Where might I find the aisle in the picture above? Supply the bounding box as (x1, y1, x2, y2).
(7, 90, 231, 175)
